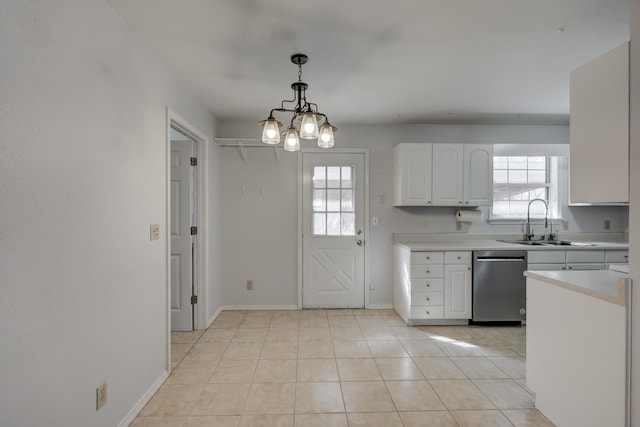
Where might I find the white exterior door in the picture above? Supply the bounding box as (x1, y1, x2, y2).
(170, 140, 194, 331)
(302, 153, 366, 308)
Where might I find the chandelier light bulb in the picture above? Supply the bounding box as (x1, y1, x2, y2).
(300, 112, 319, 139)
(317, 123, 335, 148)
(284, 126, 300, 151)
(261, 118, 281, 144)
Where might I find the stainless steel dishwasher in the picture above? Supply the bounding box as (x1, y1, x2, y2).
(472, 250, 527, 322)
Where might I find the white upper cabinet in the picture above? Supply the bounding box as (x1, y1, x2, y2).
(432, 144, 463, 205)
(463, 145, 493, 206)
(393, 143, 432, 206)
(570, 42, 629, 204)
(393, 143, 493, 207)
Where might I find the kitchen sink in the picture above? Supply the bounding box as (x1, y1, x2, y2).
(500, 240, 546, 246)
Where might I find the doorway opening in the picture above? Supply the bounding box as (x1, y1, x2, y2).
(166, 108, 209, 371)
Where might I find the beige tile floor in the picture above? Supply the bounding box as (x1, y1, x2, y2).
(131, 309, 555, 427)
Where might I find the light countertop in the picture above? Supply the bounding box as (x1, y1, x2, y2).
(525, 270, 630, 306)
(394, 240, 629, 252)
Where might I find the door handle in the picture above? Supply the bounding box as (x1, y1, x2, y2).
(356, 239, 363, 246)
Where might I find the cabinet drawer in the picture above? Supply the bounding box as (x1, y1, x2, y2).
(411, 278, 445, 292)
(566, 250, 605, 263)
(411, 265, 445, 278)
(410, 305, 444, 319)
(445, 251, 471, 265)
(411, 252, 444, 264)
(528, 263, 566, 271)
(528, 250, 566, 264)
(605, 250, 629, 263)
(411, 291, 444, 306)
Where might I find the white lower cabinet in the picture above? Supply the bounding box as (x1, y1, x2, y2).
(394, 247, 471, 325)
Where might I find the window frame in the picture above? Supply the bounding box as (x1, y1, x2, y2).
(490, 155, 564, 223)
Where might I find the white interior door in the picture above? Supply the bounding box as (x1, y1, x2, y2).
(302, 153, 366, 308)
(170, 139, 194, 331)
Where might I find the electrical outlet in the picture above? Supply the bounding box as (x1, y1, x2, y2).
(604, 219, 611, 230)
(378, 195, 386, 205)
(563, 221, 569, 231)
(456, 221, 462, 231)
(96, 381, 107, 410)
(150, 224, 160, 241)
(246, 280, 253, 290)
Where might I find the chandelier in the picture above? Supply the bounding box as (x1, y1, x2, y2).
(259, 53, 336, 152)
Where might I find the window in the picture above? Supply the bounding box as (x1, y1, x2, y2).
(312, 166, 356, 236)
(492, 156, 560, 220)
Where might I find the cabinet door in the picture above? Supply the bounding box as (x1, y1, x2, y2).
(444, 264, 471, 319)
(432, 144, 463, 206)
(605, 250, 629, 264)
(570, 42, 629, 204)
(566, 250, 605, 263)
(393, 144, 432, 206)
(463, 145, 493, 206)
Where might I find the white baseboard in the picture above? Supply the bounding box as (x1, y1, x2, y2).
(222, 304, 299, 311)
(368, 303, 394, 309)
(220, 304, 393, 311)
(118, 370, 169, 427)
(206, 306, 225, 328)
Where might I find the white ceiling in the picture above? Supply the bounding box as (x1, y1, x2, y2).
(107, 0, 630, 126)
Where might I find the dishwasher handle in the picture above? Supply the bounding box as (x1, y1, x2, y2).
(475, 256, 526, 262)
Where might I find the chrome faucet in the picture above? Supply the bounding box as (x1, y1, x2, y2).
(525, 198, 548, 240)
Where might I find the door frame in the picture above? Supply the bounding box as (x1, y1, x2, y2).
(166, 108, 210, 371)
(297, 148, 370, 309)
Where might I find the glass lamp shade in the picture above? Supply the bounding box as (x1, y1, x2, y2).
(299, 112, 319, 139)
(261, 118, 282, 144)
(317, 123, 335, 148)
(283, 126, 301, 151)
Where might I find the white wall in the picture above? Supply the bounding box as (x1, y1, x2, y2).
(0, 1, 222, 426)
(219, 121, 627, 308)
(219, 145, 299, 307)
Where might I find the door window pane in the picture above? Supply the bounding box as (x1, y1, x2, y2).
(327, 213, 341, 236)
(341, 167, 352, 188)
(341, 190, 353, 211)
(342, 213, 355, 235)
(313, 189, 326, 211)
(313, 166, 326, 188)
(313, 213, 326, 235)
(327, 189, 341, 211)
